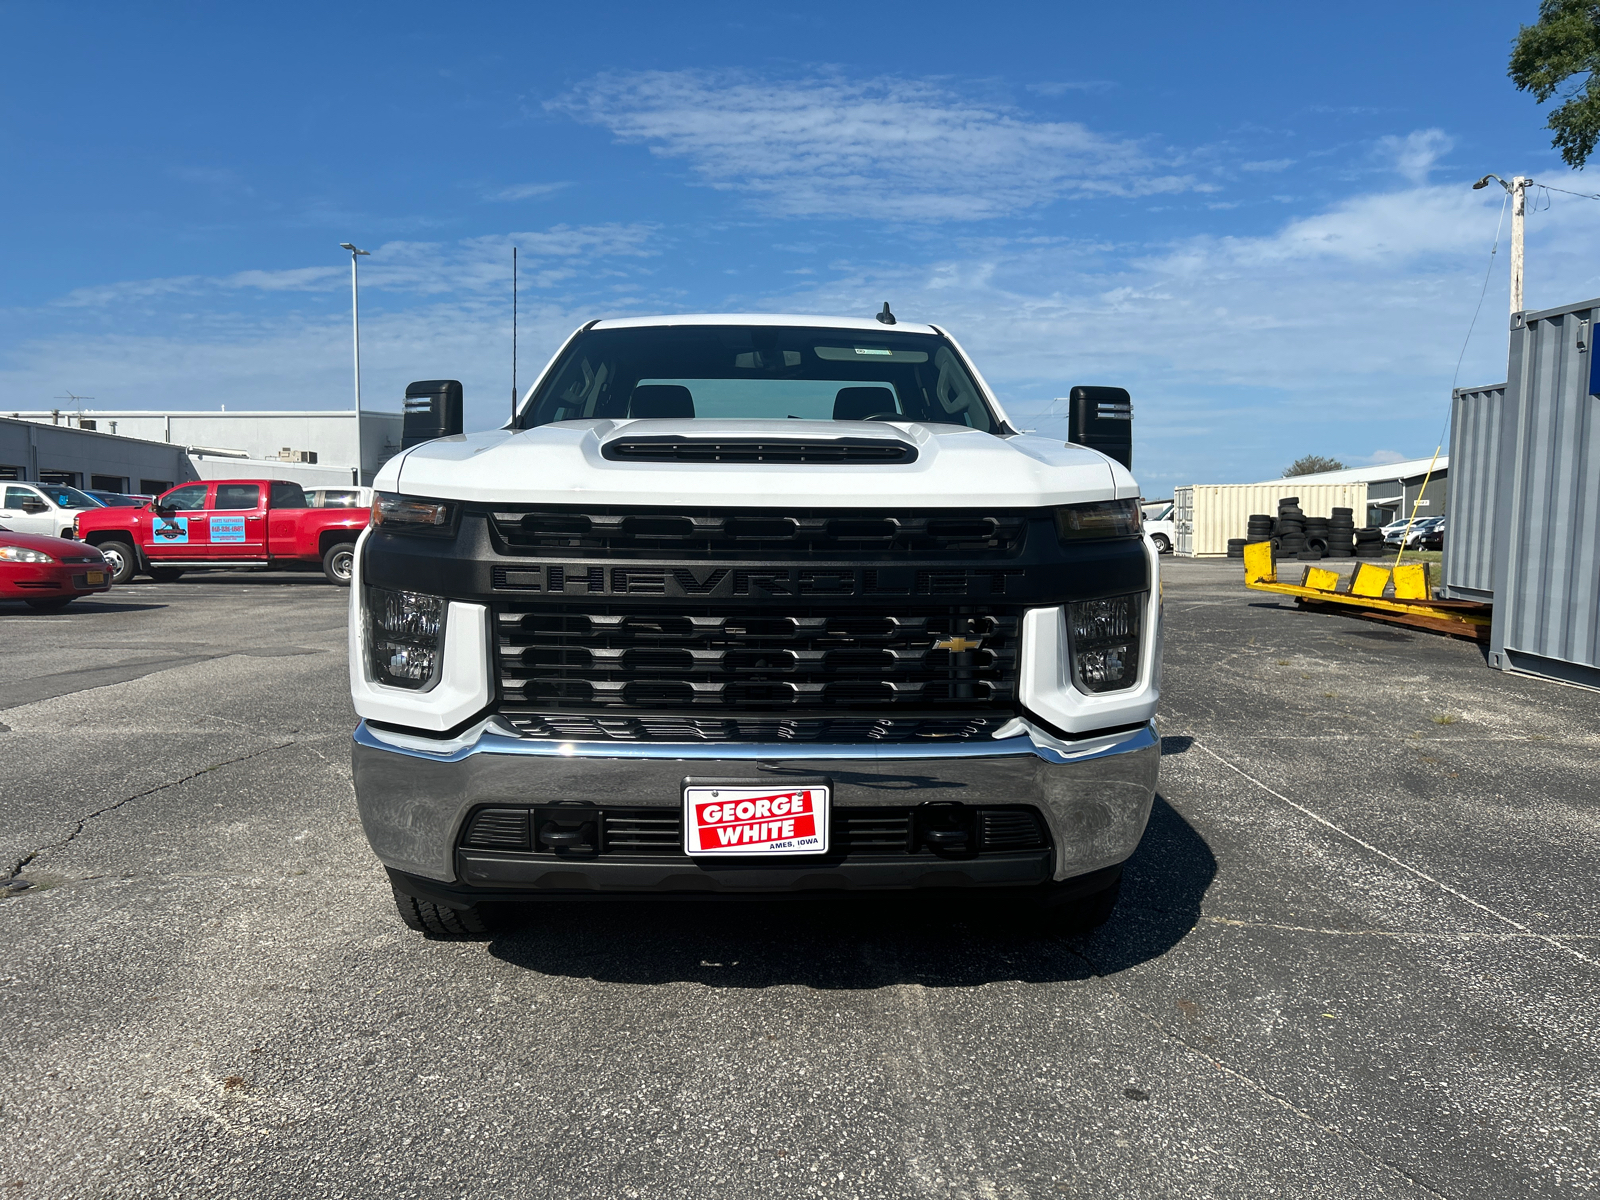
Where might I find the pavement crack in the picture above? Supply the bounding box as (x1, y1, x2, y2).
(1199, 916, 1600, 943)
(1066, 944, 1458, 1200)
(3, 741, 296, 882)
(1191, 738, 1598, 969)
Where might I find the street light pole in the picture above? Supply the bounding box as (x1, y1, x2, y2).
(1472, 175, 1531, 314)
(339, 242, 370, 482)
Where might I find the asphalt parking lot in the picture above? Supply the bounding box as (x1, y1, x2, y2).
(2, 560, 1596, 1199)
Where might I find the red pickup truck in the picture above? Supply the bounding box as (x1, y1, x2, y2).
(74, 479, 369, 586)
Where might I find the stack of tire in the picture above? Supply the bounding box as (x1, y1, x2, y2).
(1226, 513, 1277, 558)
(1276, 498, 1311, 559)
(1327, 507, 1356, 558)
(1354, 526, 1386, 557)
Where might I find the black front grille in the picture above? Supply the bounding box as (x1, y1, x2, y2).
(459, 804, 1047, 858)
(495, 604, 1018, 713)
(486, 505, 1028, 558)
(600, 437, 917, 465)
(500, 713, 1011, 743)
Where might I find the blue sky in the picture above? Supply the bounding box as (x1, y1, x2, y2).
(4, 0, 1598, 492)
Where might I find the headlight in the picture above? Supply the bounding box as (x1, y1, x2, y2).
(1055, 499, 1142, 540)
(366, 586, 447, 690)
(1067, 593, 1144, 693)
(372, 492, 457, 534)
(0, 546, 55, 564)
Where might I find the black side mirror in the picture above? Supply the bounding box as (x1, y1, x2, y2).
(22, 500, 48, 514)
(403, 380, 465, 449)
(1065, 386, 1133, 470)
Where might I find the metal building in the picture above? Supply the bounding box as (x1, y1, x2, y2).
(1483, 299, 1600, 689)
(5, 408, 403, 486)
(0, 416, 195, 494)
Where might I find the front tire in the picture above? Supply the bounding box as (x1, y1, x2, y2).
(322, 541, 356, 586)
(1151, 534, 1171, 554)
(391, 885, 489, 937)
(99, 540, 138, 585)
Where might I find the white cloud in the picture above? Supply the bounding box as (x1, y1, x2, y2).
(1363, 449, 1410, 465)
(1025, 81, 1116, 96)
(1241, 158, 1295, 173)
(48, 225, 662, 308)
(757, 173, 1600, 485)
(1377, 129, 1453, 184)
(483, 181, 572, 201)
(550, 70, 1196, 220)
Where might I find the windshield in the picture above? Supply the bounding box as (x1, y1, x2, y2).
(521, 325, 1000, 433)
(40, 486, 101, 509)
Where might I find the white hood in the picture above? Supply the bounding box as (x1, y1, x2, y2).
(382, 419, 1138, 508)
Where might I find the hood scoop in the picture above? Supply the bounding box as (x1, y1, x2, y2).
(600, 434, 918, 465)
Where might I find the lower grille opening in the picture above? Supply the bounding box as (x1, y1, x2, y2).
(458, 803, 1047, 858)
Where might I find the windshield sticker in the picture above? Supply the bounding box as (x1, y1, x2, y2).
(813, 346, 929, 363)
(210, 516, 246, 543)
(152, 517, 189, 544)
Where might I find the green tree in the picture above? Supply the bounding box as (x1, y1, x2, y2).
(1283, 455, 1346, 478)
(1510, 1, 1600, 169)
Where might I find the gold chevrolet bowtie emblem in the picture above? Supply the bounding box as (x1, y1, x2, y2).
(933, 636, 984, 653)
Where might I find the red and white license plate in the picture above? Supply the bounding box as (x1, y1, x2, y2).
(683, 784, 829, 856)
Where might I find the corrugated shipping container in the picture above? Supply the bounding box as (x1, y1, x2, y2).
(1487, 298, 1600, 689)
(1443, 382, 1506, 600)
(1171, 483, 1368, 556)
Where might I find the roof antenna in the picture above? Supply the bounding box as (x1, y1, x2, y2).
(875, 302, 896, 326)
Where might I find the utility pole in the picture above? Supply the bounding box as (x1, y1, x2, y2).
(339, 242, 371, 483)
(1510, 175, 1528, 314)
(1473, 174, 1533, 314)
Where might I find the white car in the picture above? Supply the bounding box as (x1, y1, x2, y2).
(0, 483, 104, 539)
(1144, 502, 1174, 553)
(1384, 516, 1443, 547)
(305, 486, 374, 510)
(348, 311, 1164, 937)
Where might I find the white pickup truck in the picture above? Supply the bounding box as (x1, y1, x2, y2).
(0, 482, 103, 540)
(348, 313, 1162, 935)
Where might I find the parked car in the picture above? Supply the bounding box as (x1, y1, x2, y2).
(86, 490, 151, 507)
(1144, 501, 1174, 553)
(0, 524, 112, 610)
(304, 486, 374, 510)
(1417, 518, 1446, 551)
(1384, 516, 1444, 548)
(0, 482, 104, 539)
(73, 479, 370, 585)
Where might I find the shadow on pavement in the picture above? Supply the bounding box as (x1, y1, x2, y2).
(136, 572, 337, 588)
(0, 600, 167, 615)
(486, 795, 1215, 989)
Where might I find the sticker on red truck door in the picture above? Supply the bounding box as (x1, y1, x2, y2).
(152, 517, 189, 544)
(683, 784, 829, 855)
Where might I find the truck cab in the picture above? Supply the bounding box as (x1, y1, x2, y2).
(349, 314, 1162, 935)
(75, 479, 369, 585)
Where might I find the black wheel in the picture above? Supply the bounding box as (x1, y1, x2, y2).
(1151, 533, 1171, 554)
(25, 596, 73, 611)
(391, 885, 489, 937)
(322, 541, 357, 586)
(99, 540, 138, 585)
(149, 567, 185, 583)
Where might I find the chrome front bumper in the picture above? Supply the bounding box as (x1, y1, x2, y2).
(352, 717, 1160, 889)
